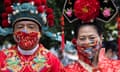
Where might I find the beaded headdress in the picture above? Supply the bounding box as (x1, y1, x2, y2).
(1, 0, 54, 35)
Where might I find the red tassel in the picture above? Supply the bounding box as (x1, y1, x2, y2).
(60, 15, 65, 51)
(37, 6, 44, 13)
(2, 13, 8, 19)
(41, 0, 46, 5)
(4, 0, 11, 7)
(5, 6, 13, 13)
(48, 20, 54, 27)
(60, 16, 64, 26)
(2, 20, 9, 27)
(46, 8, 53, 14)
(34, 0, 42, 6)
(61, 29, 65, 51)
(117, 16, 120, 59)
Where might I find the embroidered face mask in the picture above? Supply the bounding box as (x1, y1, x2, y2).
(14, 31, 40, 50)
(77, 38, 101, 59)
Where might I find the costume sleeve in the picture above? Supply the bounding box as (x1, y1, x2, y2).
(0, 50, 10, 72)
(64, 62, 88, 72)
(47, 52, 65, 72)
(96, 48, 120, 72)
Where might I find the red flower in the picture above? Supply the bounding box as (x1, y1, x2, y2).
(74, 0, 100, 22)
(4, 0, 11, 7)
(47, 14, 54, 20)
(5, 6, 13, 13)
(2, 13, 8, 19)
(2, 20, 9, 27)
(46, 8, 53, 14)
(34, 0, 42, 6)
(72, 38, 77, 46)
(41, 0, 46, 5)
(48, 20, 54, 27)
(37, 6, 44, 13)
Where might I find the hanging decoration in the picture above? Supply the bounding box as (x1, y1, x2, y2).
(117, 14, 120, 59)
(60, 15, 65, 51)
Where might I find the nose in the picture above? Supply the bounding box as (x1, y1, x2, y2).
(84, 38, 91, 47)
(21, 27, 28, 33)
(85, 38, 90, 44)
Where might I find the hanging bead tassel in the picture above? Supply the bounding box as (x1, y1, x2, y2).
(117, 14, 120, 59)
(60, 15, 65, 51)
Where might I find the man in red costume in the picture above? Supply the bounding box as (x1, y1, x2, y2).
(0, 0, 64, 72)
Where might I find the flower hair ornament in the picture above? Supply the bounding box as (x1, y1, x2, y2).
(1, 0, 61, 41)
(63, 0, 100, 23)
(63, 0, 118, 23)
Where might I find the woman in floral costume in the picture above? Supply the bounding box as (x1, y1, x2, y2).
(65, 22, 104, 72)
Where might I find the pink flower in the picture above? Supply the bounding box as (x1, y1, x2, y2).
(66, 9, 72, 17)
(103, 8, 111, 18)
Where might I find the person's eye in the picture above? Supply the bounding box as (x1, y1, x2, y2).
(79, 37, 86, 41)
(90, 37, 96, 39)
(28, 25, 35, 29)
(16, 25, 23, 29)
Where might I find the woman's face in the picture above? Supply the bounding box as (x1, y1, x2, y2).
(76, 25, 102, 48)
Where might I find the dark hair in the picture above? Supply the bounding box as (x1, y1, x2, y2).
(74, 22, 103, 38)
(103, 40, 118, 52)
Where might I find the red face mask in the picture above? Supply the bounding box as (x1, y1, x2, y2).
(14, 31, 39, 50)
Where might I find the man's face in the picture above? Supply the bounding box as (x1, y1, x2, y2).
(13, 20, 41, 50)
(14, 21, 40, 33)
